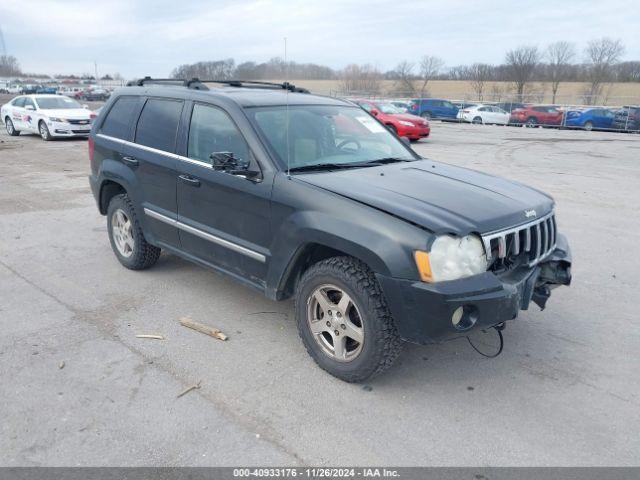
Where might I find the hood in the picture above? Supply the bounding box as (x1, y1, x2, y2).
(392, 113, 426, 123)
(296, 159, 554, 234)
(41, 108, 92, 120)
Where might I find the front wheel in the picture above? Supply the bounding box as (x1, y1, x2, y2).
(584, 121, 594, 131)
(39, 121, 52, 141)
(472, 116, 483, 124)
(5, 117, 20, 136)
(295, 257, 403, 382)
(420, 112, 431, 120)
(107, 194, 161, 270)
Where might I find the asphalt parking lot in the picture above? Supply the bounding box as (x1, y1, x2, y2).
(1, 121, 639, 466)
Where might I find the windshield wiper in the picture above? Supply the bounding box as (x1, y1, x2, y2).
(288, 163, 377, 173)
(288, 158, 414, 173)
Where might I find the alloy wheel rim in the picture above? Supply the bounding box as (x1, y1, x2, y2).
(40, 123, 48, 139)
(7, 120, 14, 134)
(307, 284, 364, 362)
(111, 209, 135, 258)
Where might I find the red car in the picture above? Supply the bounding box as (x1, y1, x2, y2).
(509, 105, 564, 127)
(355, 99, 430, 141)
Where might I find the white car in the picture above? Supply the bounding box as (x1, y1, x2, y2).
(457, 104, 510, 125)
(1, 94, 94, 140)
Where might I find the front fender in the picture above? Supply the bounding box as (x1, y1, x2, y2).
(265, 209, 427, 300)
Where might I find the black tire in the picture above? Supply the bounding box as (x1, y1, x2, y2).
(421, 111, 432, 120)
(5, 117, 20, 136)
(38, 121, 52, 141)
(106, 193, 161, 270)
(472, 116, 483, 125)
(295, 256, 403, 382)
(525, 117, 537, 127)
(583, 121, 594, 131)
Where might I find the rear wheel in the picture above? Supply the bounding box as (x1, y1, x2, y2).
(525, 117, 538, 127)
(5, 117, 20, 136)
(472, 116, 483, 124)
(295, 256, 403, 382)
(421, 111, 432, 120)
(38, 121, 52, 141)
(584, 121, 594, 131)
(107, 194, 161, 270)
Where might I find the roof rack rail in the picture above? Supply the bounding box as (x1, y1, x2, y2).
(127, 77, 309, 93)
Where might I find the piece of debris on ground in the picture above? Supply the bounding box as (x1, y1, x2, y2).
(179, 317, 228, 341)
(177, 380, 202, 399)
(135, 334, 165, 340)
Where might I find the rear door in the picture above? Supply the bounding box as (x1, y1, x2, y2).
(130, 97, 184, 248)
(176, 102, 273, 284)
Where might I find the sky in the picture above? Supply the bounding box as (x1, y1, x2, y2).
(1, 0, 639, 79)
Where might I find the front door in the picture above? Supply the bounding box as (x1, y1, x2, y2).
(176, 102, 273, 285)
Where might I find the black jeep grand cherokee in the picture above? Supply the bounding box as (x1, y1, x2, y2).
(88, 78, 571, 382)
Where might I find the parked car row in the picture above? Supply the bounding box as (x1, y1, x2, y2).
(403, 97, 640, 132)
(1, 83, 112, 100)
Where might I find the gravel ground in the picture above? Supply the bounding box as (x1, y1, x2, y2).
(0, 120, 638, 466)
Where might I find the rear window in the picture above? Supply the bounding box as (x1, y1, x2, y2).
(135, 98, 183, 152)
(100, 96, 139, 140)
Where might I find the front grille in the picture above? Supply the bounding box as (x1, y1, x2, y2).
(482, 212, 557, 271)
(68, 119, 91, 125)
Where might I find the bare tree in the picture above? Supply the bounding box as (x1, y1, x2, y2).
(505, 46, 540, 96)
(546, 41, 575, 103)
(340, 64, 382, 94)
(419, 55, 444, 97)
(393, 61, 416, 95)
(0, 55, 21, 76)
(467, 63, 493, 101)
(171, 59, 236, 80)
(583, 37, 625, 104)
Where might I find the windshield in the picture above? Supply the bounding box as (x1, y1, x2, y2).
(248, 105, 417, 171)
(376, 103, 403, 114)
(35, 96, 82, 110)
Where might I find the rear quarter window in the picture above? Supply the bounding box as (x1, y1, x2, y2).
(100, 96, 139, 140)
(135, 98, 184, 152)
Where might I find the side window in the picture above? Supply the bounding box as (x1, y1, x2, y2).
(135, 98, 183, 152)
(478, 107, 488, 112)
(443, 101, 454, 109)
(188, 104, 250, 163)
(100, 96, 139, 140)
(12, 97, 26, 107)
(24, 98, 36, 110)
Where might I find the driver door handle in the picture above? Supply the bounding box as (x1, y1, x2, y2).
(179, 174, 201, 187)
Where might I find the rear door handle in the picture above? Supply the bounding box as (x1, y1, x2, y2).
(121, 155, 138, 166)
(179, 174, 201, 187)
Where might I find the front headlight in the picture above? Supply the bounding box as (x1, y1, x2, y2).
(49, 117, 66, 123)
(398, 120, 414, 127)
(414, 234, 488, 282)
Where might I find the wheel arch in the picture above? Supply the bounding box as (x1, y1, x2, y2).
(268, 231, 398, 301)
(99, 179, 127, 215)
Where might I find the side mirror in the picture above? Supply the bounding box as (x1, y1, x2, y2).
(25, 105, 35, 111)
(210, 151, 261, 180)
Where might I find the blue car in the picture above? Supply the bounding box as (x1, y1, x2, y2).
(35, 86, 58, 94)
(408, 98, 458, 120)
(564, 108, 615, 131)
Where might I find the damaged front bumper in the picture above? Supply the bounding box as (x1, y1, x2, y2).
(377, 234, 572, 345)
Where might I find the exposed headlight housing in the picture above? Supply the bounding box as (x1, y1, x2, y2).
(398, 120, 414, 127)
(414, 234, 488, 282)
